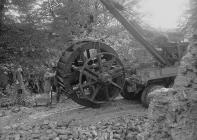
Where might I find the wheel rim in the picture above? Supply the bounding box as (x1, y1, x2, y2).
(56, 41, 125, 107)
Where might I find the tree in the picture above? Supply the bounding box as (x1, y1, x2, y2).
(0, 0, 6, 31)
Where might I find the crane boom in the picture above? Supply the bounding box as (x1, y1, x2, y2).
(100, 0, 170, 66)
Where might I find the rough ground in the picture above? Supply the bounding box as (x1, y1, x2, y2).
(142, 35, 197, 140)
(0, 97, 147, 140)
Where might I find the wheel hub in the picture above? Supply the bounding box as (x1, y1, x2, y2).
(99, 72, 112, 83)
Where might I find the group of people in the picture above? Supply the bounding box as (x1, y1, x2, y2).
(0, 65, 59, 104)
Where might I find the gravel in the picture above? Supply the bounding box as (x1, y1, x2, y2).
(0, 114, 147, 140)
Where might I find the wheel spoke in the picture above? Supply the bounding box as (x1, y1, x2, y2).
(97, 54, 103, 72)
(104, 85, 110, 100)
(110, 81, 122, 90)
(88, 63, 99, 69)
(72, 65, 100, 81)
(90, 85, 100, 101)
(82, 81, 97, 88)
(111, 67, 124, 79)
(105, 56, 116, 71)
(82, 69, 98, 81)
(86, 49, 90, 58)
(84, 67, 99, 77)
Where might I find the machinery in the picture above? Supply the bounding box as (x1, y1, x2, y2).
(55, 0, 188, 108)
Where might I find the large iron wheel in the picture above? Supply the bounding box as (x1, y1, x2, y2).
(141, 84, 165, 108)
(56, 41, 125, 107)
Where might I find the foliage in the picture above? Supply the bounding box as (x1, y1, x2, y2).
(0, 0, 143, 66)
(182, 0, 197, 34)
(0, 0, 172, 87)
(188, 0, 197, 30)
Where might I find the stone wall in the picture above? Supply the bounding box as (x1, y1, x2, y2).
(140, 35, 197, 140)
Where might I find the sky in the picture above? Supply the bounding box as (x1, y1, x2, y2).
(139, 0, 189, 30)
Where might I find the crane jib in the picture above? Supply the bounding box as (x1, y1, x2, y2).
(99, 0, 170, 66)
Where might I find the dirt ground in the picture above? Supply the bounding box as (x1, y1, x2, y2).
(0, 97, 147, 140)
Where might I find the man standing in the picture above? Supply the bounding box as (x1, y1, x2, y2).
(15, 65, 26, 105)
(44, 68, 55, 105)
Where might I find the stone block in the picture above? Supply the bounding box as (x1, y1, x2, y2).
(174, 75, 189, 87)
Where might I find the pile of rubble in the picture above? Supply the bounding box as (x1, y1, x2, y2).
(142, 36, 197, 139)
(0, 115, 147, 140)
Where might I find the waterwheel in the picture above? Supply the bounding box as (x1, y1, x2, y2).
(56, 40, 125, 107)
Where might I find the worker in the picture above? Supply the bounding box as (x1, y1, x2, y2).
(15, 65, 25, 105)
(43, 68, 55, 105)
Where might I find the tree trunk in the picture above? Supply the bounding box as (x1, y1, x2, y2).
(139, 34, 197, 140)
(0, 0, 6, 32)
